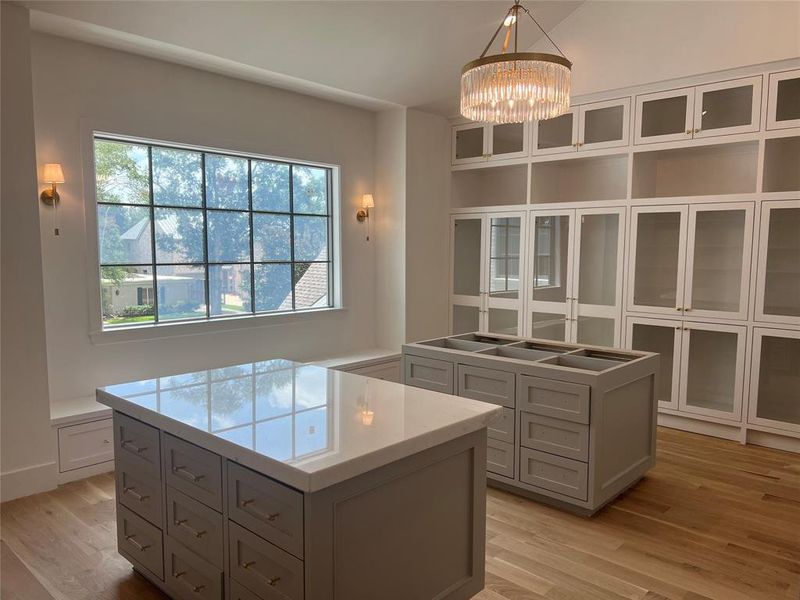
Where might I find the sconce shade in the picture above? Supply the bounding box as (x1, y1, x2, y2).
(43, 163, 65, 184)
(362, 194, 375, 209)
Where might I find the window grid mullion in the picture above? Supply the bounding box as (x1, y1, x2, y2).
(289, 164, 296, 310)
(248, 160, 256, 315)
(201, 153, 211, 319)
(147, 146, 160, 323)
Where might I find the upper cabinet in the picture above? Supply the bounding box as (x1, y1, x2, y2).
(532, 98, 630, 155)
(634, 76, 762, 144)
(767, 69, 800, 130)
(452, 122, 529, 165)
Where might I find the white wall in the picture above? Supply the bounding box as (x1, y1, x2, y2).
(31, 33, 378, 404)
(1, 3, 56, 500)
(535, 1, 800, 97)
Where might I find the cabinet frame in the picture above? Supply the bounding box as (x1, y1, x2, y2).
(747, 327, 800, 434)
(692, 76, 762, 138)
(754, 200, 800, 326)
(624, 316, 682, 410)
(634, 86, 696, 145)
(767, 69, 800, 130)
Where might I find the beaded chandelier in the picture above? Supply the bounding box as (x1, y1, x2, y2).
(460, 0, 572, 124)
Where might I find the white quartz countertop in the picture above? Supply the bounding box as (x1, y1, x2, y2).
(97, 359, 500, 493)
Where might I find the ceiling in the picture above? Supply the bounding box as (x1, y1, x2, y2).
(23, 0, 583, 115)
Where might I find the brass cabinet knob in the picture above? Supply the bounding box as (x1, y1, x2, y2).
(694, 128, 700, 133)
(685, 129, 692, 135)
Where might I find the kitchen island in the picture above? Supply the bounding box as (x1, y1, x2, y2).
(97, 359, 500, 600)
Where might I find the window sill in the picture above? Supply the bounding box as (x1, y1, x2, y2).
(89, 307, 347, 345)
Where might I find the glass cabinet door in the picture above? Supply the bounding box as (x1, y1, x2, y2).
(486, 215, 523, 335)
(756, 201, 800, 326)
(578, 98, 630, 151)
(693, 76, 761, 138)
(767, 69, 800, 130)
(626, 317, 682, 409)
(635, 87, 695, 144)
(451, 216, 485, 333)
(679, 322, 746, 420)
(489, 123, 529, 160)
(532, 108, 578, 155)
(684, 203, 753, 320)
(572, 209, 625, 346)
(748, 328, 800, 433)
(627, 206, 689, 316)
(452, 123, 486, 165)
(528, 211, 573, 341)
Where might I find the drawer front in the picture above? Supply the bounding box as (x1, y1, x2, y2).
(520, 413, 589, 462)
(518, 376, 590, 424)
(114, 412, 161, 478)
(164, 534, 223, 600)
(228, 462, 304, 559)
(349, 361, 401, 383)
(230, 580, 262, 600)
(229, 521, 304, 600)
(117, 504, 164, 580)
(519, 448, 589, 501)
(164, 434, 223, 512)
(116, 456, 163, 527)
(487, 439, 515, 478)
(487, 407, 515, 443)
(58, 418, 114, 472)
(403, 354, 454, 394)
(457, 364, 515, 408)
(166, 486, 224, 569)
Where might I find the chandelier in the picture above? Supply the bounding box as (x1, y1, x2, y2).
(460, 0, 572, 124)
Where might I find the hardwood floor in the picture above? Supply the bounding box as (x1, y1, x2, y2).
(2, 428, 798, 600)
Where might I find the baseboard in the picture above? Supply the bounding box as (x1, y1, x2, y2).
(1, 461, 58, 502)
(57, 460, 114, 485)
(747, 430, 800, 453)
(657, 413, 741, 441)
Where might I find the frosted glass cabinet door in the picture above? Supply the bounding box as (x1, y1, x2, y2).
(755, 201, 800, 326)
(767, 69, 800, 130)
(635, 87, 695, 145)
(679, 322, 746, 420)
(528, 211, 573, 340)
(451, 305, 481, 335)
(693, 76, 762, 138)
(578, 98, 630, 151)
(748, 328, 800, 433)
(451, 215, 485, 333)
(486, 215, 524, 335)
(627, 206, 689, 315)
(684, 203, 753, 320)
(532, 108, 578, 155)
(626, 317, 682, 409)
(489, 122, 529, 160)
(452, 123, 486, 165)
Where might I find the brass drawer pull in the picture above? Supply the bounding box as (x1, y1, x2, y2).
(174, 518, 207, 538)
(123, 486, 149, 502)
(267, 576, 281, 587)
(125, 534, 151, 552)
(121, 440, 148, 454)
(240, 499, 280, 522)
(173, 465, 205, 483)
(240, 561, 256, 569)
(173, 571, 206, 594)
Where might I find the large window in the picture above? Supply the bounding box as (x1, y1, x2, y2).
(94, 136, 334, 328)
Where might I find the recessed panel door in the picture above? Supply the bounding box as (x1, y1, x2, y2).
(450, 215, 485, 334)
(693, 76, 762, 138)
(532, 108, 578, 156)
(635, 87, 695, 145)
(683, 203, 753, 320)
(755, 201, 800, 326)
(486, 214, 524, 335)
(625, 317, 682, 410)
(528, 210, 574, 341)
(572, 208, 625, 347)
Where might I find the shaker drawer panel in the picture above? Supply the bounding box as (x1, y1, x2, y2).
(164, 534, 223, 600)
(58, 418, 114, 472)
(229, 521, 304, 600)
(520, 413, 589, 462)
(519, 448, 589, 500)
(164, 433, 222, 512)
(487, 407, 515, 443)
(518, 376, 590, 424)
(230, 580, 262, 600)
(228, 461, 304, 559)
(114, 412, 161, 478)
(457, 364, 516, 408)
(166, 487, 224, 569)
(403, 355, 454, 394)
(116, 456, 163, 527)
(487, 439, 515, 478)
(117, 504, 164, 580)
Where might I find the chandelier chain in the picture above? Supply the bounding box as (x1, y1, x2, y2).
(518, 4, 568, 59)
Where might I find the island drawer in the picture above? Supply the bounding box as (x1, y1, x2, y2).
(457, 364, 515, 408)
(228, 462, 304, 559)
(519, 448, 588, 500)
(230, 580, 262, 600)
(117, 504, 164, 581)
(164, 534, 223, 600)
(519, 413, 589, 462)
(166, 486, 224, 569)
(487, 407, 515, 443)
(403, 354, 454, 394)
(116, 456, 163, 527)
(487, 439, 515, 478)
(229, 521, 304, 600)
(114, 412, 161, 478)
(164, 433, 223, 512)
(518, 376, 590, 424)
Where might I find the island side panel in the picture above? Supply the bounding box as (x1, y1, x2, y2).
(304, 429, 487, 600)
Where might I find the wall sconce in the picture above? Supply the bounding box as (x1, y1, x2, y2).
(356, 193, 374, 241)
(40, 163, 65, 236)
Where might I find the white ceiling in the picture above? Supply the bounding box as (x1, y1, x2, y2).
(23, 0, 583, 115)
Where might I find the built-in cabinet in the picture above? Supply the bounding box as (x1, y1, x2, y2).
(452, 122, 529, 165)
(532, 98, 630, 155)
(748, 328, 800, 433)
(754, 200, 800, 326)
(767, 69, 800, 130)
